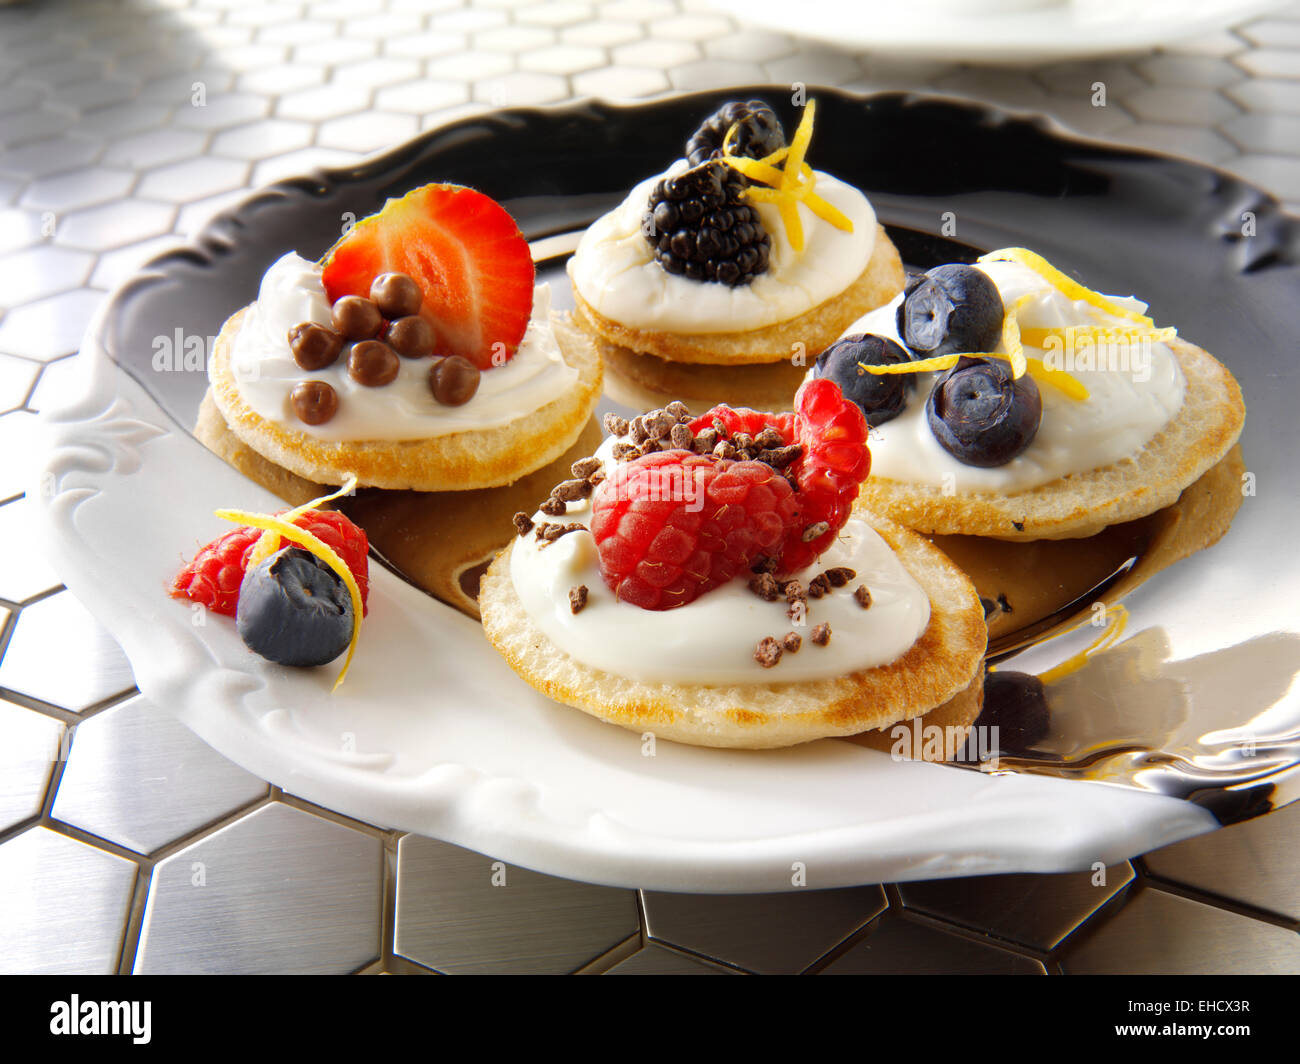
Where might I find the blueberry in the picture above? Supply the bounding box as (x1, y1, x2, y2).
(236, 546, 353, 667)
(897, 264, 1003, 357)
(926, 356, 1041, 467)
(812, 333, 914, 427)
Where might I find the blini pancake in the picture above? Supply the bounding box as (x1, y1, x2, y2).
(208, 307, 603, 492)
(194, 388, 323, 507)
(856, 337, 1246, 541)
(570, 224, 905, 367)
(479, 512, 987, 750)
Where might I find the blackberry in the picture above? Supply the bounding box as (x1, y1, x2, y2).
(641, 161, 771, 286)
(686, 100, 786, 169)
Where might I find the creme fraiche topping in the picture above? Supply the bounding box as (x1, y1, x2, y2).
(229, 253, 577, 443)
(507, 422, 931, 686)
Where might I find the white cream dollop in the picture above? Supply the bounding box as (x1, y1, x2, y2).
(568, 163, 877, 335)
(846, 259, 1186, 493)
(509, 437, 930, 685)
(228, 252, 578, 442)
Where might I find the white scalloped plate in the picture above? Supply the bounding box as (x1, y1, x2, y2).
(32, 90, 1300, 891)
(29, 318, 1220, 892)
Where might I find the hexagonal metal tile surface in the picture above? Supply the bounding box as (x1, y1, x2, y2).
(2, 0, 1300, 975)
(1061, 887, 1300, 974)
(394, 835, 640, 974)
(52, 695, 268, 855)
(821, 913, 1047, 975)
(0, 827, 137, 975)
(899, 864, 1137, 952)
(1143, 799, 1300, 922)
(0, 698, 63, 833)
(0, 591, 135, 713)
(134, 802, 382, 974)
(642, 886, 889, 974)
(605, 942, 739, 974)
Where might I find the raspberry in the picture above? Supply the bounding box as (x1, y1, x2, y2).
(688, 404, 794, 443)
(172, 509, 369, 618)
(780, 377, 871, 574)
(589, 450, 799, 611)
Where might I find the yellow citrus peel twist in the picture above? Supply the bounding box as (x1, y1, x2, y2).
(216, 474, 364, 692)
(719, 99, 853, 253)
(977, 247, 1155, 327)
(1018, 324, 1178, 349)
(857, 242, 1190, 399)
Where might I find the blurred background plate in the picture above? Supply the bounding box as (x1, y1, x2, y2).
(714, 0, 1291, 62)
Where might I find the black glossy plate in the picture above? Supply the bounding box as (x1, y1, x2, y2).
(104, 89, 1299, 434)
(96, 88, 1300, 825)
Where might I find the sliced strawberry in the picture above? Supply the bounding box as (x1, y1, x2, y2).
(321, 183, 534, 370)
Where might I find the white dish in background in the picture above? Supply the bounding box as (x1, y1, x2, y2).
(713, 0, 1287, 63)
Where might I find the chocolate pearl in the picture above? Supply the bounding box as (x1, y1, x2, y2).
(430, 355, 480, 406)
(348, 340, 400, 387)
(384, 315, 435, 359)
(287, 322, 343, 371)
(332, 295, 383, 341)
(370, 272, 422, 319)
(290, 380, 338, 425)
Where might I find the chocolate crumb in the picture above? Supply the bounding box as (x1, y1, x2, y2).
(713, 440, 736, 460)
(512, 512, 534, 536)
(537, 521, 585, 547)
(603, 413, 630, 437)
(754, 427, 784, 449)
(754, 636, 783, 668)
(853, 585, 873, 609)
(783, 579, 806, 603)
(612, 441, 639, 461)
(712, 417, 726, 434)
(733, 432, 753, 451)
(811, 622, 832, 646)
(751, 555, 779, 574)
(629, 415, 648, 444)
(569, 584, 588, 614)
(801, 521, 830, 543)
(571, 456, 602, 479)
(808, 573, 831, 599)
(587, 468, 606, 487)
(781, 631, 802, 653)
(757, 444, 801, 469)
(693, 427, 719, 454)
(826, 566, 856, 588)
(539, 497, 567, 516)
(748, 572, 780, 601)
(666, 400, 690, 421)
(638, 439, 661, 457)
(734, 447, 754, 462)
(646, 410, 676, 440)
(552, 478, 593, 502)
(669, 423, 694, 450)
